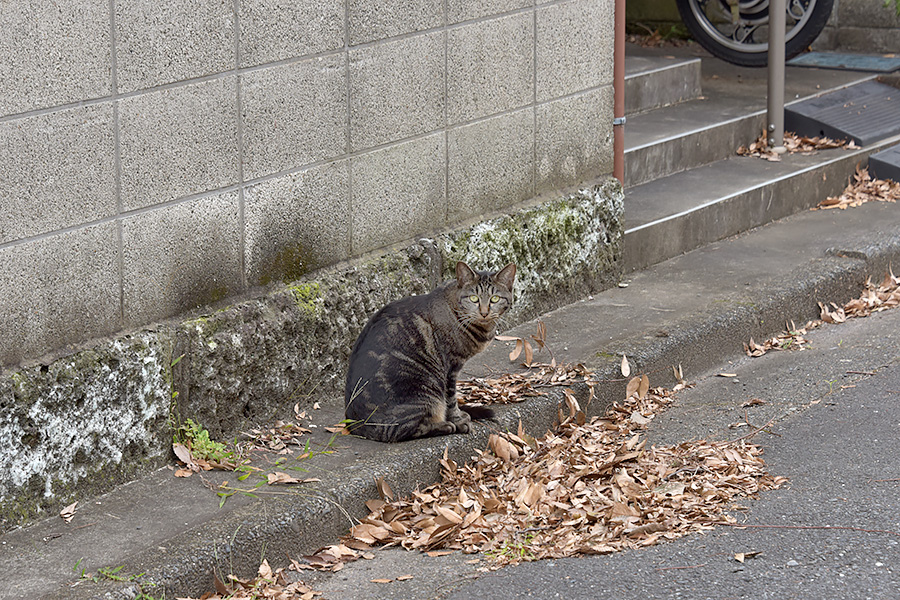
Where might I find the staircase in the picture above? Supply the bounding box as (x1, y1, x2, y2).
(621, 43, 900, 273)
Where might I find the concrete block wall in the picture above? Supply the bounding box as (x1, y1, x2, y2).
(813, 0, 900, 54)
(0, 0, 615, 368)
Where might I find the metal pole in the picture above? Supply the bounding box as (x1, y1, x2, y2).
(767, 0, 787, 153)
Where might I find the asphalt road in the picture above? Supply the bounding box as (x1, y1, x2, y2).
(301, 307, 900, 600)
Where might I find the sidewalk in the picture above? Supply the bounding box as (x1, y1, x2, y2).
(4, 191, 900, 599)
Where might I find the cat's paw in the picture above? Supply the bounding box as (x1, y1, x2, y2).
(454, 421, 471, 434)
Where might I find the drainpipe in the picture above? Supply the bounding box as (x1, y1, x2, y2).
(767, 0, 786, 153)
(613, 0, 626, 184)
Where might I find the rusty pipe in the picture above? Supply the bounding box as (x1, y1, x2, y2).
(613, 0, 626, 185)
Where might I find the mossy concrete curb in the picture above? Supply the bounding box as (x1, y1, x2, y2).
(0, 179, 624, 533)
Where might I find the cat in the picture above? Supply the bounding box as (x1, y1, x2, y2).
(344, 261, 516, 443)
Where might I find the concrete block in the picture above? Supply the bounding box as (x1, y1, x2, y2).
(835, 28, 900, 54)
(239, 0, 343, 68)
(0, 223, 119, 367)
(349, 33, 445, 150)
(241, 55, 347, 181)
(118, 77, 239, 211)
(447, 12, 534, 124)
(244, 161, 351, 286)
(447, 109, 534, 224)
(0, 104, 116, 244)
(838, 1, 900, 29)
(0, 1, 111, 115)
(115, 0, 234, 93)
(536, 86, 613, 194)
(351, 135, 446, 254)
(349, 0, 443, 44)
(121, 192, 242, 327)
(536, 0, 614, 101)
(447, 0, 532, 23)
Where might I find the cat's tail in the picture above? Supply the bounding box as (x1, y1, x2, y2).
(459, 404, 495, 420)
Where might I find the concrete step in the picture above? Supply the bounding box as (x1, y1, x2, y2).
(623, 133, 900, 272)
(624, 53, 702, 115)
(623, 44, 877, 189)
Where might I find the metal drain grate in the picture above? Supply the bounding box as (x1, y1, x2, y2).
(869, 144, 900, 182)
(785, 80, 900, 146)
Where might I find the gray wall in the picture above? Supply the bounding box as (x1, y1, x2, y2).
(813, 0, 900, 54)
(0, 0, 615, 368)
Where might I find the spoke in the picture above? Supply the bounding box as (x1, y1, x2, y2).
(787, 0, 810, 21)
(732, 23, 761, 44)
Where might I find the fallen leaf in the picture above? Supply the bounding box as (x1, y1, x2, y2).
(174, 468, 193, 478)
(267, 471, 300, 485)
(59, 501, 78, 523)
(371, 578, 393, 584)
(375, 477, 394, 501)
(396, 574, 414, 581)
(621, 354, 631, 377)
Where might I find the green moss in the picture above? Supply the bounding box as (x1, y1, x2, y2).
(258, 242, 313, 287)
(288, 282, 322, 315)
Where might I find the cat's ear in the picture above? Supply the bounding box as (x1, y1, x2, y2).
(455, 261, 477, 287)
(494, 263, 516, 290)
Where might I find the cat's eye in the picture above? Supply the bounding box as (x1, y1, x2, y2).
(490, 295, 500, 303)
(468, 295, 479, 303)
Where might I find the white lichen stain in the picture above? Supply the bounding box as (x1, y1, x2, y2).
(0, 333, 169, 502)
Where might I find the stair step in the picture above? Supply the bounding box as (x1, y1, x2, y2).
(623, 43, 878, 189)
(624, 92, 766, 188)
(623, 134, 900, 272)
(624, 54, 702, 115)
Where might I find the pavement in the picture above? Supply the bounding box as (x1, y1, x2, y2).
(3, 182, 900, 599)
(301, 305, 900, 600)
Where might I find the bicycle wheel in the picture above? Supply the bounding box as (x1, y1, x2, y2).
(675, 0, 834, 67)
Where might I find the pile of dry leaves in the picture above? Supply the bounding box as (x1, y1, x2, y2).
(345, 377, 786, 566)
(737, 131, 854, 161)
(456, 361, 594, 406)
(816, 166, 900, 210)
(746, 269, 900, 357)
(180, 561, 322, 600)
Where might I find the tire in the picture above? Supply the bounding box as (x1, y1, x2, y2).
(675, 0, 834, 67)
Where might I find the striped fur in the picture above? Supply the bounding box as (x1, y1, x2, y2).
(344, 262, 516, 442)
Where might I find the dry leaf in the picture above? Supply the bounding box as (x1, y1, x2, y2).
(344, 380, 785, 568)
(371, 578, 393, 584)
(268, 472, 300, 485)
(816, 166, 900, 210)
(738, 130, 851, 162)
(621, 354, 631, 377)
(375, 477, 394, 501)
(396, 574, 414, 581)
(59, 501, 78, 523)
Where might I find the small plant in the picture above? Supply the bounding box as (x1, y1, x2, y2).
(175, 418, 234, 464)
(72, 559, 153, 589)
(484, 532, 537, 561)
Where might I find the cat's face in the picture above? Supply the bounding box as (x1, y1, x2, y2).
(454, 262, 516, 326)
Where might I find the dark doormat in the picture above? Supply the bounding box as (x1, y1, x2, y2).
(787, 52, 900, 73)
(785, 80, 900, 146)
(869, 145, 900, 182)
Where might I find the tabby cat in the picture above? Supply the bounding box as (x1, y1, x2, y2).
(344, 261, 516, 442)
